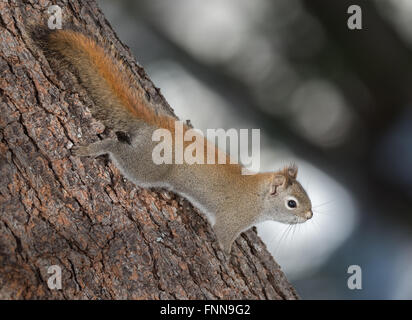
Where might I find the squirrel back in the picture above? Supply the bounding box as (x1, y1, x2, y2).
(43, 30, 237, 169)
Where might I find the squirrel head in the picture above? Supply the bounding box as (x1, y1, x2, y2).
(262, 164, 312, 224)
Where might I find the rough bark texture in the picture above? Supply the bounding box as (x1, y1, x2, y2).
(0, 0, 298, 300)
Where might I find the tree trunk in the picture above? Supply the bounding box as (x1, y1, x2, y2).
(0, 0, 298, 300)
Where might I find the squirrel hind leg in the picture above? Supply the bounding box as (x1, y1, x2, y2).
(115, 131, 132, 145)
(72, 139, 116, 158)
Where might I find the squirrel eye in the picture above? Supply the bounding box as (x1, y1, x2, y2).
(287, 199, 297, 209)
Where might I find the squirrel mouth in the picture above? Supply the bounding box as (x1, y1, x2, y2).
(305, 210, 313, 219)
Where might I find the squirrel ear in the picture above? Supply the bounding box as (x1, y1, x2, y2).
(287, 164, 298, 179)
(270, 174, 286, 195)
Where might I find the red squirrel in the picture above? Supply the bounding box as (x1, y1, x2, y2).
(41, 30, 313, 255)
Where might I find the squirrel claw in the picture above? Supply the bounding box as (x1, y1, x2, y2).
(71, 145, 91, 157)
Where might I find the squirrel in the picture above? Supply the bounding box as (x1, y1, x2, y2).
(39, 29, 313, 256)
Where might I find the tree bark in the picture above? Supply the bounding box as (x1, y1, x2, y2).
(0, 0, 298, 300)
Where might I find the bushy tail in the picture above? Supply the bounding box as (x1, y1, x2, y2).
(39, 29, 176, 132)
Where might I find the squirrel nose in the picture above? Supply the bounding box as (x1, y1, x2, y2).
(305, 210, 313, 219)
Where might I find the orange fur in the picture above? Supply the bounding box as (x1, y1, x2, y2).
(49, 30, 174, 130)
(48, 30, 240, 171)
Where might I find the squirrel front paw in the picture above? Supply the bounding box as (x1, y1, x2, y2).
(213, 223, 234, 257)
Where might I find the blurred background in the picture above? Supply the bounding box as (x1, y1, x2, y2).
(97, 0, 412, 299)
